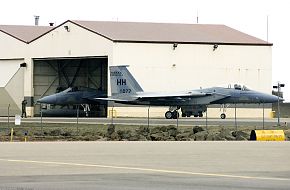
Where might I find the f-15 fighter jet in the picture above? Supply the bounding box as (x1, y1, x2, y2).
(97, 66, 282, 119)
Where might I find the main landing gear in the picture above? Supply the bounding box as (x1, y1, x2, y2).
(165, 105, 227, 119)
(165, 110, 179, 119)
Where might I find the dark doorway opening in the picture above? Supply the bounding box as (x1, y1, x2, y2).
(33, 56, 108, 117)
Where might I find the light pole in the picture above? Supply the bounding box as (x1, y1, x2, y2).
(273, 82, 285, 126)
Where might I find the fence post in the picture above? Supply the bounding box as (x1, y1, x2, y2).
(76, 105, 79, 134)
(10, 128, 13, 142)
(147, 106, 150, 128)
(40, 104, 43, 136)
(8, 104, 10, 128)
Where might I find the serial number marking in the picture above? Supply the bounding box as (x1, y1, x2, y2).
(111, 71, 123, 76)
(120, 89, 131, 93)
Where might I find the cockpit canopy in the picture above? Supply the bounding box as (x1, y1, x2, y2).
(227, 84, 250, 91)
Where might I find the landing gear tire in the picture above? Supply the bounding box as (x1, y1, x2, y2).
(220, 113, 226, 119)
(198, 113, 203, 117)
(182, 112, 186, 117)
(165, 111, 179, 119)
(165, 111, 173, 119)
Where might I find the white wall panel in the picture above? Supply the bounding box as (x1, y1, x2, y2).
(29, 22, 113, 58)
(0, 32, 26, 58)
(0, 59, 24, 87)
(113, 43, 271, 93)
(112, 42, 272, 118)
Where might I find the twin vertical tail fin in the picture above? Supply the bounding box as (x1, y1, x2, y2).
(110, 66, 143, 96)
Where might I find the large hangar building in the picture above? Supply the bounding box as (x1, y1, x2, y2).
(0, 20, 272, 118)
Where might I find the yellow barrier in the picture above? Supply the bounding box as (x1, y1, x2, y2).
(269, 111, 275, 118)
(250, 130, 285, 141)
(24, 131, 28, 142)
(108, 109, 117, 118)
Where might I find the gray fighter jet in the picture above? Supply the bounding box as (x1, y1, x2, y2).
(37, 86, 105, 105)
(98, 66, 283, 119)
(37, 86, 106, 115)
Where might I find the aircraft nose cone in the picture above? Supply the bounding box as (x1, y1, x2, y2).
(263, 94, 281, 103)
(37, 95, 57, 104)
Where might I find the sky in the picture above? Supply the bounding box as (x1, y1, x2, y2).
(1, 0, 290, 101)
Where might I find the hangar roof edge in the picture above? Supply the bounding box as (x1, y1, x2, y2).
(0, 25, 52, 43)
(0, 20, 273, 46)
(71, 20, 272, 46)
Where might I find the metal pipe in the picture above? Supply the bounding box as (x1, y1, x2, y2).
(8, 104, 10, 128)
(34, 16, 39, 26)
(263, 103, 265, 129)
(235, 103, 237, 131)
(205, 105, 208, 131)
(111, 105, 114, 125)
(176, 111, 179, 128)
(40, 104, 43, 135)
(76, 105, 79, 134)
(147, 106, 150, 128)
(277, 83, 281, 126)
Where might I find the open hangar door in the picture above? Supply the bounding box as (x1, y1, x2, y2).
(33, 57, 108, 117)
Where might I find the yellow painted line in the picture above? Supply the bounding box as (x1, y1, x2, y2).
(0, 158, 289, 181)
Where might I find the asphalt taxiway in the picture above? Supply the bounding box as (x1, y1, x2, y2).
(0, 142, 289, 190)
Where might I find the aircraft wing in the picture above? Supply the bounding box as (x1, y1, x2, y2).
(95, 91, 230, 105)
(135, 91, 210, 102)
(136, 91, 231, 105)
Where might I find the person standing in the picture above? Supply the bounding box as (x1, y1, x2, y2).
(21, 99, 27, 118)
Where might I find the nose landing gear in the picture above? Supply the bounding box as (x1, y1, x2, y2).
(220, 104, 229, 119)
(220, 113, 226, 119)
